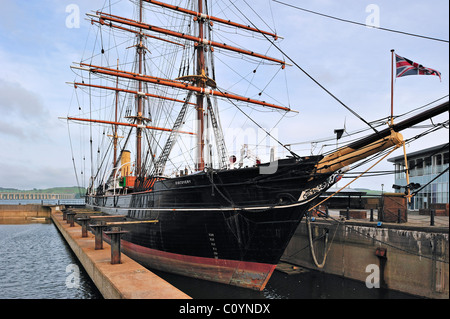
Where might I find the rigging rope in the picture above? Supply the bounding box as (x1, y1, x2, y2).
(411, 166, 449, 197)
(308, 143, 402, 212)
(303, 211, 450, 265)
(216, 86, 301, 158)
(67, 122, 83, 198)
(233, 0, 380, 135)
(272, 0, 449, 43)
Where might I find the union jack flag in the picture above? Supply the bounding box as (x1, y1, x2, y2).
(396, 54, 441, 80)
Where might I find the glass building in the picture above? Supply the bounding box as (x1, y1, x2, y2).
(388, 143, 449, 210)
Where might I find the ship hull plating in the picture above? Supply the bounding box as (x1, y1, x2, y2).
(87, 158, 336, 290)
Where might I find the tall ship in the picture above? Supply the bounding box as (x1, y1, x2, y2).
(64, 0, 448, 290)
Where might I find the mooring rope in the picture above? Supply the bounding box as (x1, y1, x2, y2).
(305, 143, 401, 268)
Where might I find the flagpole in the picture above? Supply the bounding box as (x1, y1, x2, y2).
(390, 49, 395, 127)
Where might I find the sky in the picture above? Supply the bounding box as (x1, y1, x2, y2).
(0, 0, 448, 191)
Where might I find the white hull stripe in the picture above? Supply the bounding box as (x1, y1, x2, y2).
(87, 194, 320, 212)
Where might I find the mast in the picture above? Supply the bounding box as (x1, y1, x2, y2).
(390, 49, 395, 127)
(136, 0, 144, 176)
(113, 59, 119, 167)
(74, 1, 292, 179)
(196, 0, 206, 171)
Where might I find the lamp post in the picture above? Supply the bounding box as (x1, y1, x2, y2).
(380, 184, 384, 222)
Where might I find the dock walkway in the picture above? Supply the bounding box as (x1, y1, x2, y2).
(51, 208, 191, 299)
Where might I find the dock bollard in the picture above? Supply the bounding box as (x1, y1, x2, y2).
(430, 209, 435, 226)
(77, 216, 91, 238)
(66, 211, 76, 227)
(104, 227, 129, 264)
(375, 247, 387, 289)
(378, 206, 383, 222)
(90, 222, 107, 250)
(62, 209, 68, 221)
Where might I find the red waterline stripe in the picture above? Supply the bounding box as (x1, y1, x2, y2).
(121, 240, 276, 274)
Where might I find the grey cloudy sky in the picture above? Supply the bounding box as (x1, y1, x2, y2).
(0, 0, 448, 190)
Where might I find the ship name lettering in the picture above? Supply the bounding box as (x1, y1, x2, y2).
(175, 179, 192, 185)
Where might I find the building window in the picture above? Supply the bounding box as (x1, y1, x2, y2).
(395, 162, 406, 179)
(409, 160, 416, 176)
(434, 154, 442, 173)
(416, 158, 423, 176)
(444, 152, 449, 165)
(432, 184, 437, 204)
(435, 154, 442, 165)
(424, 156, 432, 174)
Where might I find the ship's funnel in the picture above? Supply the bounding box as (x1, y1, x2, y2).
(121, 150, 131, 177)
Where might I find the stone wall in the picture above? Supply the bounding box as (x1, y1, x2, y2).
(282, 220, 449, 299)
(0, 205, 51, 219)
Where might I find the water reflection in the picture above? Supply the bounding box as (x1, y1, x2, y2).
(150, 265, 419, 299)
(0, 220, 102, 299)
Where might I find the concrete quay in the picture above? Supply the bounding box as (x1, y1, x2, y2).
(51, 208, 191, 299)
(282, 209, 449, 299)
(0, 204, 55, 220)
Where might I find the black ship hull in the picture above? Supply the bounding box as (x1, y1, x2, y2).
(87, 157, 340, 290)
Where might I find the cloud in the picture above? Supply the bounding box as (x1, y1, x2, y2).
(0, 79, 47, 118)
(0, 120, 26, 139)
(0, 158, 77, 190)
(0, 79, 50, 140)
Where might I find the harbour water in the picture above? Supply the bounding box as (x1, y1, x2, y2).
(0, 221, 102, 299)
(0, 219, 419, 299)
(151, 265, 418, 299)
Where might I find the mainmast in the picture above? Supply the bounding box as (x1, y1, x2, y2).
(196, 0, 206, 171)
(136, 0, 144, 176)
